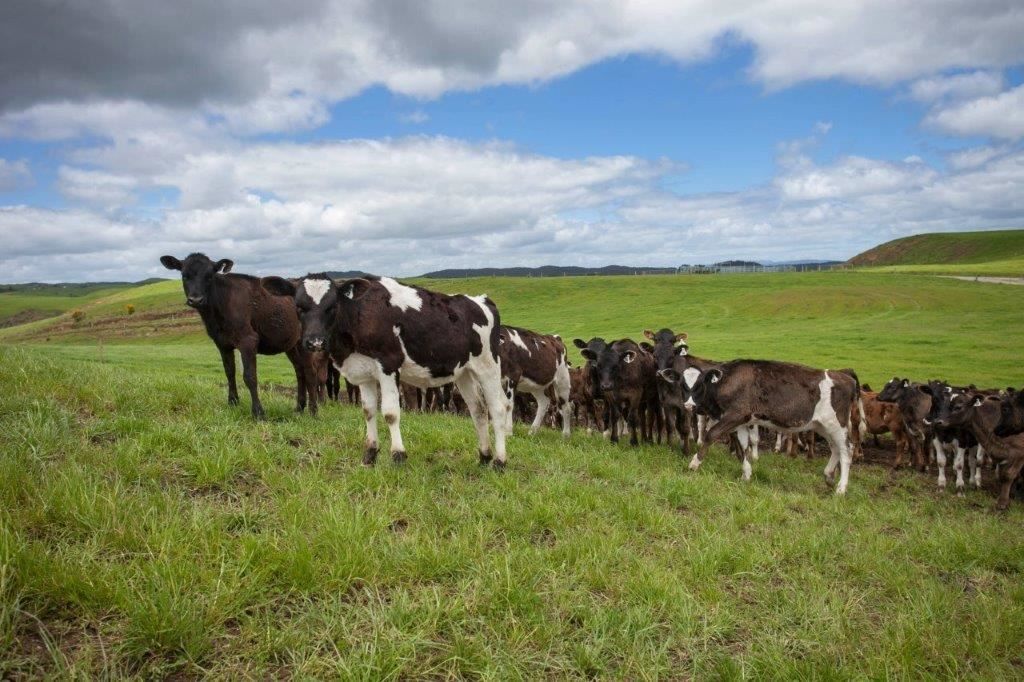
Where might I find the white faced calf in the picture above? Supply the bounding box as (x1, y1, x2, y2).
(262, 274, 512, 468)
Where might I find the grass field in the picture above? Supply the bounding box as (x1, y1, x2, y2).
(2, 272, 1024, 677)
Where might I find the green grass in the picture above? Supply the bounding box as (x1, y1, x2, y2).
(861, 257, 1024, 277)
(2, 272, 1024, 677)
(849, 228, 1024, 270)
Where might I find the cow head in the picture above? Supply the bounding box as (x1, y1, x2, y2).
(877, 377, 911, 402)
(657, 364, 715, 412)
(160, 253, 233, 308)
(261, 273, 372, 352)
(920, 380, 952, 426)
(643, 328, 688, 372)
(935, 392, 984, 428)
(995, 388, 1024, 437)
(580, 340, 637, 394)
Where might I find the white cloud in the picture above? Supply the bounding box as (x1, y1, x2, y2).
(908, 71, 1005, 103)
(0, 158, 31, 191)
(399, 110, 429, 124)
(57, 166, 139, 207)
(926, 83, 1024, 139)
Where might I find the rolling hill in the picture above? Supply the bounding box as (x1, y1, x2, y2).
(848, 228, 1024, 268)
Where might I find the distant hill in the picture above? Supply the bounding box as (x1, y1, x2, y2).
(0, 279, 161, 294)
(848, 229, 1024, 267)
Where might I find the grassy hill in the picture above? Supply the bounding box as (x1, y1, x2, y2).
(3, 271, 1022, 388)
(0, 283, 138, 329)
(849, 229, 1024, 275)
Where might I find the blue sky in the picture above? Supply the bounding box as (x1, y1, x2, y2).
(1, 1, 1023, 282)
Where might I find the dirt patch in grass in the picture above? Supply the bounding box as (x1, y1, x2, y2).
(0, 309, 60, 329)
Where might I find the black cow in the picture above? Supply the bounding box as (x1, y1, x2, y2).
(261, 273, 511, 468)
(578, 338, 658, 445)
(680, 360, 860, 494)
(160, 253, 317, 419)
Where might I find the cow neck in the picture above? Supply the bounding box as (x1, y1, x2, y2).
(196, 275, 232, 334)
(966, 408, 1015, 460)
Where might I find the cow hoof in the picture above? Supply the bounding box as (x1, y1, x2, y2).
(392, 450, 407, 464)
(362, 446, 379, 466)
(478, 450, 493, 466)
(491, 459, 506, 472)
(253, 410, 266, 421)
(688, 461, 701, 471)
(228, 396, 239, 406)
(834, 487, 847, 496)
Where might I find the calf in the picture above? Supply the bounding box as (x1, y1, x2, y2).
(578, 339, 658, 445)
(498, 325, 572, 437)
(938, 393, 1024, 510)
(573, 337, 611, 432)
(262, 274, 511, 468)
(644, 328, 690, 450)
(876, 377, 931, 471)
(160, 253, 317, 419)
(924, 383, 984, 492)
(681, 360, 860, 494)
(860, 387, 910, 462)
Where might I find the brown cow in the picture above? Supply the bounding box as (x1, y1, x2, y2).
(160, 253, 317, 420)
(681, 360, 860, 494)
(860, 386, 909, 463)
(578, 338, 659, 445)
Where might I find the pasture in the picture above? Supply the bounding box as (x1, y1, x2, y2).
(2, 271, 1024, 678)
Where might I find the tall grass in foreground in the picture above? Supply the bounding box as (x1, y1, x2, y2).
(1, 344, 1023, 678)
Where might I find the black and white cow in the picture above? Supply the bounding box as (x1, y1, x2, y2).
(676, 360, 861, 494)
(261, 273, 511, 468)
(498, 325, 572, 437)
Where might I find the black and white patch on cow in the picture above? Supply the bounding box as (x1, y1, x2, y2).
(498, 325, 572, 437)
(262, 273, 512, 468)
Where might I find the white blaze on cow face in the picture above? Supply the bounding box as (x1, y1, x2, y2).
(682, 367, 701, 388)
(380, 277, 423, 312)
(303, 278, 332, 305)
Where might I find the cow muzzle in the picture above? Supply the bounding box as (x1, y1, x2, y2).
(186, 296, 205, 308)
(304, 337, 326, 351)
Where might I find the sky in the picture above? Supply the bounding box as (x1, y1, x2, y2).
(1, 1, 1024, 282)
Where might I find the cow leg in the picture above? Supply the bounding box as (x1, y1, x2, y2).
(690, 414, 746, 471)
(734, 427, 753, 480)
(952, 440, 966, 495)
(377, 372, 407, 463)
(973, 446, 984, 488)
(527, 388, 550, 436)
(457, 375, 497, 468)
(676, 409, 690, 457)
(748, 425, 760, 461)
(628, 399, 641, 446)
(774, 431, 783, 453)
(218, 346, 239, 406)
(286, 346, 317, 417)
(358, 381, 380, 466)
(696, 415, 706, 447)
(238, 342, 264, 420)
(995, 459, 1024, 511)
(820, 423, 852, 495)
(933, 437, 948, 489)
(554, 375, 572, 439)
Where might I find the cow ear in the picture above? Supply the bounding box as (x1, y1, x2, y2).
(160, 255, 182, 271)
(261, 276, 297, 297)
(674, 344, 688, 357)
(917, 385, 932, 396)
(643, 329, 655, 340)
(901, 379, 909, 388)
(621, 350, 636, 364)
(573, 338, 588, 349)
(339, 278, 372, 301)
(944, 385, 953, 393)
(639, 342, 654, 353)
(580, 349, 596, 361)
(972, 396, 983, 407)
(707, 368, 723, 385)
(861, 384, 872, 392)
(658, 368, 680, 383)
(674, 332, 688, 344)
(215, 259, 233, 274)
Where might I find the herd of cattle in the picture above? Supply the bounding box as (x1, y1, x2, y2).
(160, 253, 1024, 509)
